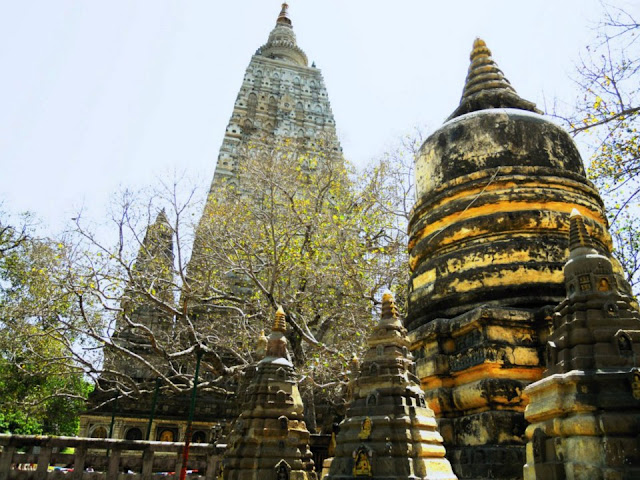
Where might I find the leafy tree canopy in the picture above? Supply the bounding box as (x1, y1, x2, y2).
(0, 210, 91, 435)
(564, 4, 640, 292)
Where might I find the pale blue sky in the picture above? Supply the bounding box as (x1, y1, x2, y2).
(1, 0, 636, 231)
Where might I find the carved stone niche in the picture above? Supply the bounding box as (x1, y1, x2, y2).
(352, 445, 373, 477)
(604, 301, 619, 317)
(279, 415, 289, 430)
(365, 391, 379, 407)
(614, 330, 633, 356)
(275, 460, 291, 480)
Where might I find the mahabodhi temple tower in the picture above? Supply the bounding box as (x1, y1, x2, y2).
(407, 38, 635, 479)
(210, 2, 339, 187)
(81, 3, 342, 445)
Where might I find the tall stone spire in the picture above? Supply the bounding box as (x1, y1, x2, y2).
(273, 305, 287, 332)
(568, 207, 596, 253)
(125, 208, 175, 314)
(204, 2, 339, 185)
(523, 210, 640, 478)
(448, 38, 540, 120)
(326, 291, 457, 480)
(135, 209, 173, 271)
(223, 306, 317, 480)
(180, 1, 343, 436)
(106, 209, 175, 382)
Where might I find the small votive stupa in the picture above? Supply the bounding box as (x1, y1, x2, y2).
(223, 306, 317, 480)
(523, 209, 640, 479)
(326, 291, 457, 480)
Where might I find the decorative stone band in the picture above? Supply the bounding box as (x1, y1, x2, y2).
(407, 166, 609, 329)
(408, 306, 545, 416)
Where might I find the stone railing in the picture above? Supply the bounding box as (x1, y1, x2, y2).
(0, 435, 222, 480)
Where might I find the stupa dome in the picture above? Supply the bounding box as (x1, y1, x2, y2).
(407, 38, 611, 330)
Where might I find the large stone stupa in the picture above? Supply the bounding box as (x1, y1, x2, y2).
(326, 291, 457, 480)
(406, 37, 617, 479)
(223, 306, 317, 480)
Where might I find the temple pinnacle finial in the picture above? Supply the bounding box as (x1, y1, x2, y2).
(381, 290, 399, 322)
(463, 37, 516, 99)
(568, 208, 595, 252)
(258, 2, 307, 66)
(256, 329, 268, 358)
(139, 208, 173, 258)
(448, 37, 541, 120)
(277, 3, 292, 26)
(273, 305, 287, 332)
(155, 208, 170, 226)
(470, 38, 491, 61)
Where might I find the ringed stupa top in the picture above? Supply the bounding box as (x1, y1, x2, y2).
(257, 3, 308, 67)
(448, 38, 541, 120)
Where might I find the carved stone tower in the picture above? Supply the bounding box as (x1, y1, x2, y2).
(188, 1, 343, 318)
(211, 3, 340, 186)
(223, 306, 317, 480)
(407, 38, 613, 479)
(184, 3, 345, 432)
(83, 4, 342, 444)
(523, 210, 640, 479)
(107, 208, 175, 381)
(327, 291, 457, 480)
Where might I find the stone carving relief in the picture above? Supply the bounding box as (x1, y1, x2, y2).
(358, 417, 372, 440)
(352, 446, 372, 477)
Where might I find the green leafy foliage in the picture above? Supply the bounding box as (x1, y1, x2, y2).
(62, 134, 414, 428)
(188, 137, 408, 405)
(0, 211, 91, 435)
(566, 5, 640, 293)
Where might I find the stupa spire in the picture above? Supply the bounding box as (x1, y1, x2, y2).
(131, 208, 174, 288)
(380, 289, 400, 324)
(276, 2, 292, 26)
(568, 208, 596, 253)
(463, 38, 517, 98)
(326, 290, 457, 480)
(523, 208, 640, 478)
(141, 209, 172, 251)
(256, 2, 308, 66)
(256, 329, 268, 359)
(273, 305, 287, 332)
(264, 305, 290, 360)
(448, 37, 540, 120)
(223, 299, 316, 480)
